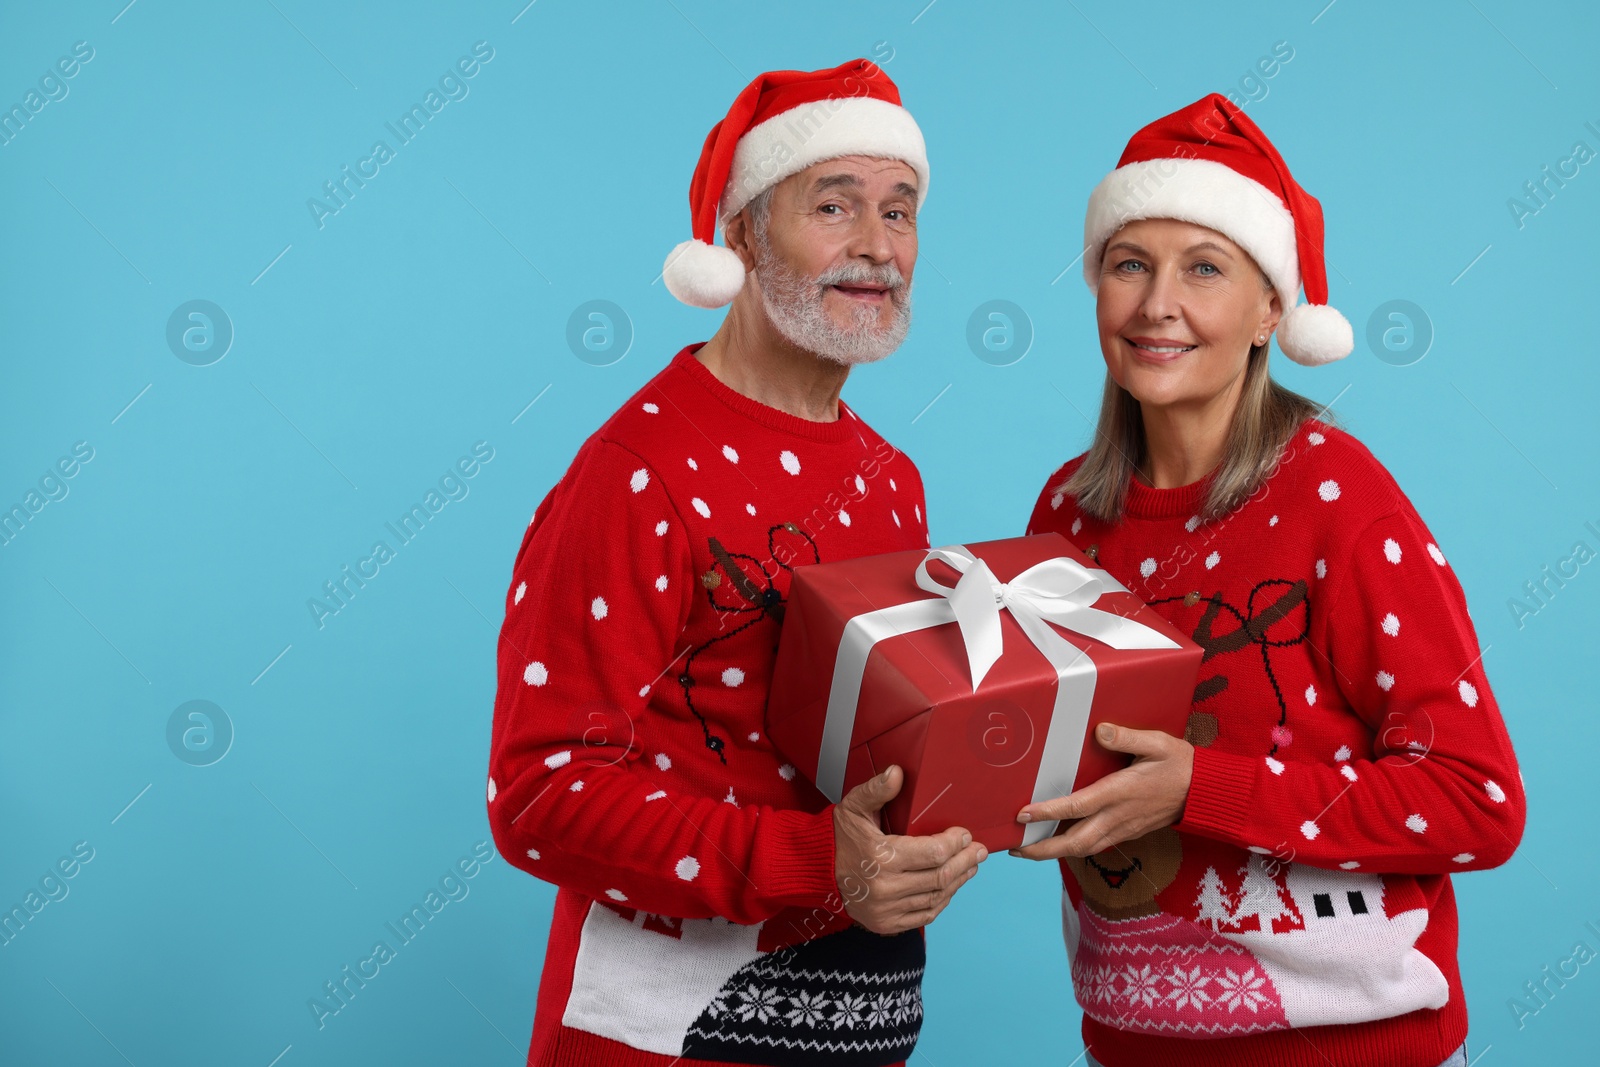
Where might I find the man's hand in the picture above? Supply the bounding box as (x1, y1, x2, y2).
(1008, 722, 1194, 861)
(832, 765, 987, 936)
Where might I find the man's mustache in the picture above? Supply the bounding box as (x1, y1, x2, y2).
(813, 262, 907, 295)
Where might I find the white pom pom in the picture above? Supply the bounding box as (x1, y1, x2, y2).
(662, 239, 747, 309)
(1277, 303, 1354, 366)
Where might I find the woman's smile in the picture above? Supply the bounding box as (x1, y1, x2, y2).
(1124, 335, 1199, 364)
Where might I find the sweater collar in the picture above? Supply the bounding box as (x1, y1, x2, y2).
(671, 343, 858, 443)
(1122, 467, 1215, 521)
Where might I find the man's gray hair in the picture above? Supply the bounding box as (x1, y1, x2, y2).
(743, 187, 775, 247)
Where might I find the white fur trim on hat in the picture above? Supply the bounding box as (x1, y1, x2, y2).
(721, 96, 930, 223)
(1083, 158, 1300, 308)
(1277, 303, 1353, 366)
(663, 238, 748, 309)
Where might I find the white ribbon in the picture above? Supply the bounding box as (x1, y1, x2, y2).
(913, 545, 1180, 691)
(816, 543, 1179, 846)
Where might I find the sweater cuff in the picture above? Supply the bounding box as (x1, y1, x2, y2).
(1174, 746, 1259, 845)
(751, 806, 838, 910)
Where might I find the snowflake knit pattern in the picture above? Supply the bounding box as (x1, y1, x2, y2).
(1026, 419, 1526, 1067)
(489, 343, 932, 1067)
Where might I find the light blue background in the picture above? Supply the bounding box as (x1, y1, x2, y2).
(3, 1, 1595, 1063)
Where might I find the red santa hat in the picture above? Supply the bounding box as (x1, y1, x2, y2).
(663, 59, 929, 309)
(1082, 94, 1352, 366)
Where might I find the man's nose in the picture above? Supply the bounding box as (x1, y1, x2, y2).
(846, 211, 895, 264)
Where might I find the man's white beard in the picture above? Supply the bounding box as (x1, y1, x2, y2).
(754, 236, 913, 367)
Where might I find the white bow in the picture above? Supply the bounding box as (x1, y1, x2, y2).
(913, 545, 1179, 690)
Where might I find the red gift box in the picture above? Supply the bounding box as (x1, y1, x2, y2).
(766, 534, 1203, 853)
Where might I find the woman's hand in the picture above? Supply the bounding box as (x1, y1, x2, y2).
(1008, 722, 1194, 861)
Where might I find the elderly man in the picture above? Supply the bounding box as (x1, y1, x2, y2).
(486, 60, 985, 1067)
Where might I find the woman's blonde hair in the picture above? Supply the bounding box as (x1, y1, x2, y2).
(1058, 340, 1330, 523)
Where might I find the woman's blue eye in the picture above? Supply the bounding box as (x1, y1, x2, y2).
(1195, 262, 1218, 276)
(1117, 259, 1145, 272)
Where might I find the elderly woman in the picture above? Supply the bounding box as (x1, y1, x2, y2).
(1017, 95, 1524, 1067)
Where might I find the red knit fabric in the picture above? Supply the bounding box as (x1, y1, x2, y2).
(1025, 419, 1525, 1067)
(488, 343, 933, 1066)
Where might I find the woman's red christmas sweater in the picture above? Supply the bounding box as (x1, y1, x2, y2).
(1025, 419, 1525, 1067)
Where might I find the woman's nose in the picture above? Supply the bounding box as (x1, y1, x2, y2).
(1138, 269, 1182, 322)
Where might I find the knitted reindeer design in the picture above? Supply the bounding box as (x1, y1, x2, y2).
(679, 522, 821, 763)
(1153, 579, 1310, 757)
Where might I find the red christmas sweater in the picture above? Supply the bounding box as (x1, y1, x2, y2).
(1025, 419, 1525, 1067)
(488, 343, 933, 1067)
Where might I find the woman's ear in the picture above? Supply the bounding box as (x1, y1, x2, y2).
(1259, 282, 1284, 340)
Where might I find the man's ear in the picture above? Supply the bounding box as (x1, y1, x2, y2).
(723, 209, 760, 273)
